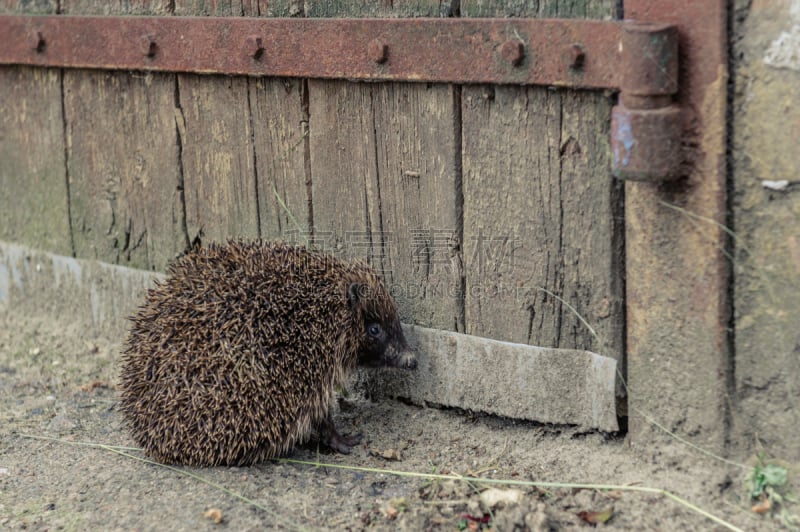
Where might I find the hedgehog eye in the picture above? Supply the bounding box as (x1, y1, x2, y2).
(367, 323, 383, 338)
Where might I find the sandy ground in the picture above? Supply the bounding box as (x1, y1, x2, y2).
(0, 309, 794, 531)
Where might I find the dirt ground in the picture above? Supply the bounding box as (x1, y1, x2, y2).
(0, 309, 794, 531)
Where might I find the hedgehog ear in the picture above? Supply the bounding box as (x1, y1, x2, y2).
(347, 282, 364, 310)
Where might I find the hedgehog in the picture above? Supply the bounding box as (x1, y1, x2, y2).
(118, 240, 416, 466)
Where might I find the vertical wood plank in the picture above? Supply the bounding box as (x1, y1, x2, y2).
(174, 0, 266, 16)
(177, 75, 260, 243)
(0, 66, 71, 256)
(307, 1, 462, 330)
(59, 0, 173, 13)
(306, 0, 453, 17)
(174, 0, 309, 245)
(0, 1, 57, 13)
(462, 0, 616, 18)
(0, 2, 70, 255)
(58, 1, 184, 270)
(307, 80, 377, 256)
(249, 78, 310, 240)
(65, 71, 185, 270)
(461, 1, 624, 363)
(371, 83, 463, 329)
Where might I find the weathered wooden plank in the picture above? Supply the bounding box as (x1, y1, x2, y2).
(60, 0, 173, 14)
(55, 0, 309, 267)
(0, 66, 71, 256)
(174, 0, 266, 16)
(174, 0, 257, 245)
(176, 74, 260, 243)
(307, 1, 462, 331)
(249, 78, 311, 240)
(56, 0, 308, 266)
(461, 1, 623, 366)
(461, 86, 623, 356)
(175, 0, 308, 245)
(307, 80, 379, 252)
(0, 0, 57, 13)
(306, 0, 453, 17)
(58, 1, 184, 270)
(369, 83, 463, 329)
(309, 81, 462, 329)
(463, 0, 616, 18)
(64, 70, 186, 270)
(0, 2, 70, 255)
(176, 0, 304, 17)
(177, 0, 303, 16)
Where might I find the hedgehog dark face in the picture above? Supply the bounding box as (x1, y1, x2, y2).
(347, 282, 417, 370)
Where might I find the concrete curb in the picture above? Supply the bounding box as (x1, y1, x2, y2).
(0, 240, 618, 432)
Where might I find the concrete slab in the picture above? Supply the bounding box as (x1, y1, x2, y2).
(363, 326, 619, 432)
(0, 240, 618, 432)
(0, 240, 160, 339)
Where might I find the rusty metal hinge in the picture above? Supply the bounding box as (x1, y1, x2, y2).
(611, 23, 681, 181)
(0, 15, 680, 181)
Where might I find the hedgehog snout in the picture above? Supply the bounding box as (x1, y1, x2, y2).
(402, 351, 418, 370)
(385, 341, 417, 370)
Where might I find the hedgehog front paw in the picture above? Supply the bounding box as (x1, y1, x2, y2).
(326, 431, 364, 454)
(319, 415, 363, 454)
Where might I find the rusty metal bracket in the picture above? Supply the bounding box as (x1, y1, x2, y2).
(0, 14, 681, 181)
(0, 16, 624, 88)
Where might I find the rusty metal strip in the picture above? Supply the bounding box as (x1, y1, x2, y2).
(0, 15, 624, 89)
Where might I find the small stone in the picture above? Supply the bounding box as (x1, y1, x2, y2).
(479, 487, 524, 510)
(203, 508, 223, 524)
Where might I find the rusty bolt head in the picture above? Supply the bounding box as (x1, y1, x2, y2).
(29, 30, 45, 53)
(500, 38, 525, 66)
(141, 34, 157, 58)
(368, 39, 388, 64)
(246, 35, 264, 60)
(567, 44, 585, 69)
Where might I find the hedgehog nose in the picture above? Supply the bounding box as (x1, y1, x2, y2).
(400, 349, 418, 370)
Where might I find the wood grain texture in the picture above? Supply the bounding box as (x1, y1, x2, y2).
(59, 0, 172, 14)
(461, 0, 624, 363)
(306, 0, 453, 17)
(177, 74, 260, 243)
(174, 0, 309, 246)
(309, 81, 462, 329)
(307, 1, 462, 330)
(0, 2, 70, 254)
(174, 0, 301, 17)
(60, 1, 183, 270)
(0, 66, 71, 255)
(249, 78, 310, 240)
(0, 0, 57, 13)
(64, 70, 185, 270)
(307, 80, 379, 258)
(462, 0, 616, 18)
(174, 0, 266, 15)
